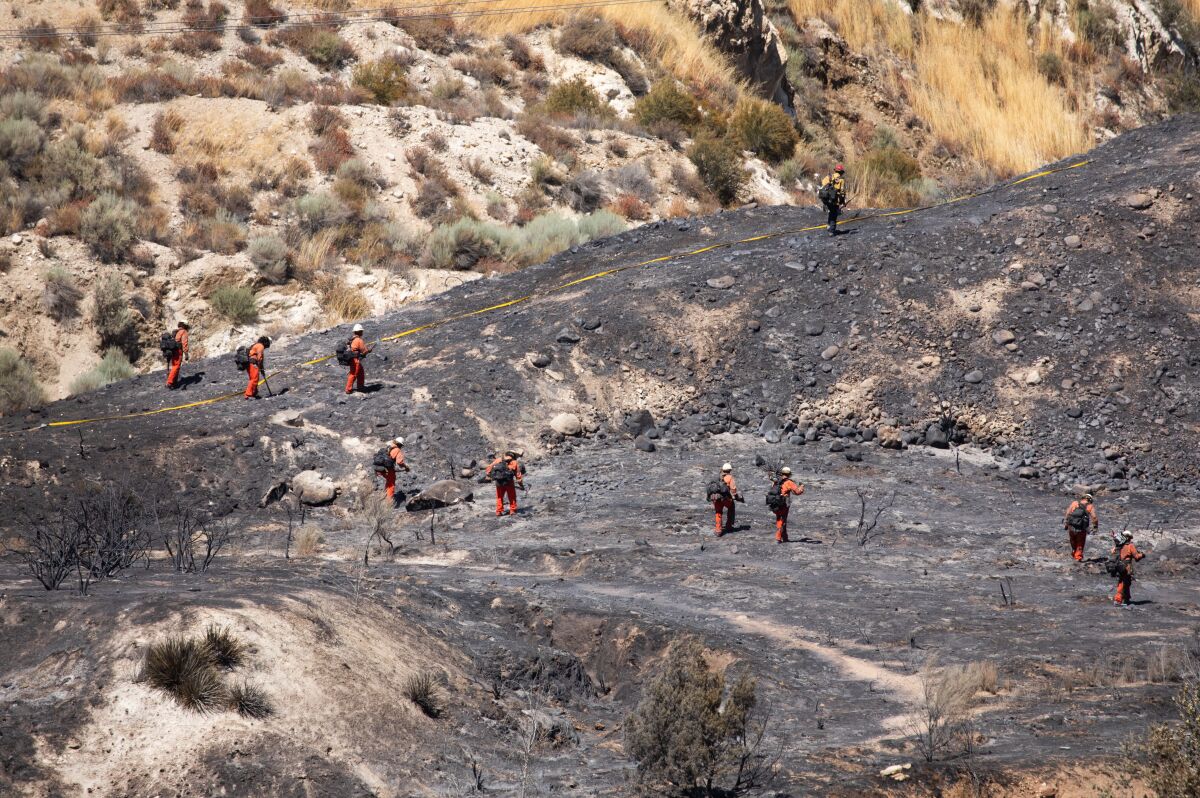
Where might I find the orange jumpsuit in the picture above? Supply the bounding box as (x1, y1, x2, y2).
(378, 445, 407, 501)
(1113, 541, 1145, 605)
(713, 473, 738, 536)
(166, 328, 188, 388)
(244, 342, 265, 398)
(345, 335, 369, 394)
(773, 478, 805, 542)
(1063, 500, 1098, 561)
(488, 457, 522, 516)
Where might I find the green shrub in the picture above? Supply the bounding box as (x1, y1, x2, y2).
(275, 26, 355, 69)
(247, 234, 289, 283)
(1037, 51, 1066, 85)
(0, 91, 48, 124)
(576, 208, 625, 240)
(353, 58, 411, 105)
(1075, 0, 1121, 50)
(862, 146, 921, 184)
(688, 134, 747, 206)
(0, 348, 44, 415)
(80, 193, 139, 262)
(728, 97, 798, 163)
(295, 191, 349, 232)
(209, 284, 258, 324)
(423, 217, 502, 270)
(543, 78, 610, 117)
(1128, 678, 1200, 798)
(186, 210, 246, 255)
(1166, 66, 1200, 113)
(335, 157, 376, 187)
(422, 210, 626, 270)
(0, 118, 46, 176)
(40, 137, 110, 200)
(68, 347, 135, 395)
(775, 157, 807, 187)
(92, 274, 138, 356)
(634, 80, 700, 130)
(41, 267, 83, 321)
(625, 639, 765, 792)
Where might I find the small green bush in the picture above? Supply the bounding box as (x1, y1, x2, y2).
(0, 91, 48, 124)
(209, 284, 258, 324)
(728, 97, 798, 163)
(543, 78, 610, 117)
(278, 27, 355, 69)
(775, 157, 807, 187)
(0, 348, 44, 415)
(576, 208, 625, 241)
(353, 58, 411, 105)
(80, 193, 139, 262)
(423, 217, 501, 270)
(69, 347, 135, 395)
(335, 158, 376, 187)
(0, 117, 46, 176)
(40, 137, 110, 200)
(295, 191, 349, 232)
(92, 274, 136, 353)
(422, 210, 626, 270)
(41, 267, 83, 321)
(688, 134, 747, 206)
(247, 234, 289, 283)
(634, 80, 700, 131)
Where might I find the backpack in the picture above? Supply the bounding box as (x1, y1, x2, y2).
(160, 331, 181, 358)
(706, 478, 731, 503)
(335, 339, 356, 366)
(373, 448, 394, 472)
(765, 480, 786, 510)
(489, 460, 515, 483)
(1066, 504, 1091, 531)
(234, 346, 250, 372)
(1106, 555, 1130, 579)
(818, 181, 839, 207)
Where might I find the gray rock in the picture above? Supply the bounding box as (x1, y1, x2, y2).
(406, 479, 473, 510)
(829, 440, 845, 452)
(555, 329, 581, 344)
(1025, 369, 1043, 385)
(1126, 193, 1154, 210)
(291, 470, 340, 506)
(1017, 466, 1040, 479)
(730, 410, 751, 426)
(964, 369, 984, 384)
(820, 345, 840, 361)
(706, 275, 736, 289)
(634, 435, 656, 452)
(272, 409, 305, 427)
(259, 481, 288, 508)
(528, 352, 552, 368)
(550, 413, 583, 436)
(992, 329, 1016, 345)
(1064, 235, 1082, 249)
(804, 322, 825, 336)
(578, 317, 602, 331)
(623, 409, 657, 437)
(924, 424, 950, 449)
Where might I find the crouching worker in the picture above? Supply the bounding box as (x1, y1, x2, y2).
(706, 463, 742, 537)
(1109, 529, 1146, 607)
(765, 467, 805, 543)
(373, 436, 410, 507)
(487, 451, 525, 517)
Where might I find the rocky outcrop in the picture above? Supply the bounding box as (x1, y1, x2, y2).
(668, 0, 794, 107)
(1019, 0, 1198, 70)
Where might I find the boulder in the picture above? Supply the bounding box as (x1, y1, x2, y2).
(877, 426, 903, 449)
(1063, 235, 1082, 249)
(1126, 192, 1154, 209)
(550, 413, 583, 436)
(963, 369, 984, 384)
(623, 409, 657, 437)
(528, 352, 552, 368)
(634, 435, 657, 452)
(924, 423, 950, 449)
(992, 329, 1016, 345)
(706, 275, 736, 290)
(804, 322, 825, 336)
(405, 479, 473, 511)
(820, 345, 840, 360)
(291, 470, 341, 506)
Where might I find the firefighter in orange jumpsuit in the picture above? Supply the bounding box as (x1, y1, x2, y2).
(1112, 529, 1146, 607)
(377, 436, 409, 505)
(244, 336, 270, 399)
(166, 319, 189, 389)
(713, 463, 741, 537)
(345, 323, 372, 394)
(771, 467, 805, 543)
(487, 451, 524, 516)
(1063, 493, 1098, 561)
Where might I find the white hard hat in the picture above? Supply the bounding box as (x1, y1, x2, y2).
(1118, 529, 1133, 542)
(178, 318, 188, 327)
(780, 467, 792, 476)
(721, 463, 732, 472)
(393, 436, 404, 446)
(353, 323, 364, 333)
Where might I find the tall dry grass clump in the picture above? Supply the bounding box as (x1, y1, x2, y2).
(909, 9, 1088, 175)
(788, 0, 914, 56)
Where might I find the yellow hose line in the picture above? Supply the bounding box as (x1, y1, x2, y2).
(26, 159, 1088, 433)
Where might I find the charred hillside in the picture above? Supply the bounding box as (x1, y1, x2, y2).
(1, 115, 1198, 513)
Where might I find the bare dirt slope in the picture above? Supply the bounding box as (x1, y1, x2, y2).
(1, 116, 1199, 796)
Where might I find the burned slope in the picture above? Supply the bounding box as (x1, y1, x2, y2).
(1, 116, 1199, 519)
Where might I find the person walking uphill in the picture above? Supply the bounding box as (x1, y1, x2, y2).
(487, 451, 524, 517)
(373, 436, 410, 506)
(766, 467, 805, 543)
(342, 323, 372, 395)
(1063, 493, 1098, 561)
(707, 463, 742, 537)
(819, 164, 847, 236)
(164, 319, 189, 389)
(1110, 529, 1146, 607)
(244, 336, 270, 399)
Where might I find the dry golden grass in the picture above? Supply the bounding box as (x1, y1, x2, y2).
(294, 525, 323, 557)
(317, 275, 371, 324)
(296, 228, 339, 275)
(791, 1, 1088, 176)
(346, 0, 740, 101)
(167, 97, 298, 174)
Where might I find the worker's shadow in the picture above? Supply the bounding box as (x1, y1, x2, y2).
(175, 372, 205, 390)
(360, 383, 386, 394)
(792, 536, 824, 545)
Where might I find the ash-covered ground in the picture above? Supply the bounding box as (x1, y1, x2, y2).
(2, 116, 1199, 797)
